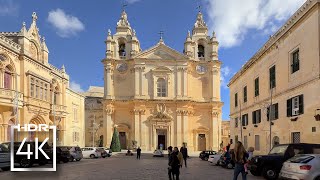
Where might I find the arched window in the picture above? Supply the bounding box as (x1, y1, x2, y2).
(54, 87, 59, 105)
(198, 45, 205, 58)
(273, 136, 280, 146)
(119, 43, 126, 57)
(4, 66, 12, 89)
(157, 78, 167, 97)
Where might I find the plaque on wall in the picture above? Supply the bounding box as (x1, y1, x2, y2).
(116, 63, 128, 73)
(196, 64, 207, 74)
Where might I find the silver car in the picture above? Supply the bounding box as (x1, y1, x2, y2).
(280, 154, 320, 180)
(0, 143, 10, 171)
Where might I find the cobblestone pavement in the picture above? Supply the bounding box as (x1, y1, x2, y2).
(0, 153, 264, 180)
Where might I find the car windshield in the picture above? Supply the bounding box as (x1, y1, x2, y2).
(288, 155, 314, 163)
(0, 144, 9, 152)
(269, 145, 289, 155)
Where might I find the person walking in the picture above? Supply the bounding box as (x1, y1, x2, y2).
(181, 146, 188, 167)
(232, 141, 248, 180)
(136, 147, 141, 160)
(172, 147, 180, 180)
(175, 147, 183, 168)
(167, 146, 175, 180)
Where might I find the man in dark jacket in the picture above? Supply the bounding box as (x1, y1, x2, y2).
(181, 147, 188, 167)
(168, 146, 180, 180)
(136, 147, 141, 160)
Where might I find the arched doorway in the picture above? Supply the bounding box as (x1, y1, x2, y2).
(29, 116, 46, 142)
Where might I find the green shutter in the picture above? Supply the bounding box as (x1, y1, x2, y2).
(299, 94, 304, 114)
(287, 98, 292, 117)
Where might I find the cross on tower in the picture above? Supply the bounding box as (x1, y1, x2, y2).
(158, 31, 164, 40)
(196, 0, 202, 12)
(122, 1, 128, 11)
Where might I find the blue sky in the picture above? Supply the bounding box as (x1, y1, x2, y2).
(0, 0, 306, 120)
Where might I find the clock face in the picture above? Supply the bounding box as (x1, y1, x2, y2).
(116, 63, 128, 73)
(196, 64, 207, 74)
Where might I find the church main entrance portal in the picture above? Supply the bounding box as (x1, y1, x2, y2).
(119, 132, 127, 149)
(198, 134, 206, 151)
(157, 129, 167, 150)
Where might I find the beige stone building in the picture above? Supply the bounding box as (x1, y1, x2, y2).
(94, 10, 223, 152)
(0, 12, 85, 147)
(221, 121, 230, 149)
(228, 0, 320, 155)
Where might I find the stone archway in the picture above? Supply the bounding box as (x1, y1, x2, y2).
(29, 116, 46, 142)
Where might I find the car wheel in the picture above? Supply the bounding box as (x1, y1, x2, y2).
(70, 156, 74, 162)
(315, 176, 320, 180)
(227, 163, 233, 169)
(1, 167, 10, 171)
(250, 169, 261, 176)
(76, 159, 81, 161)
(90, 154, 95, 159)
(20, 158, 32, 168)
(262, 166, 278, 180)
(204, 157, 209, 161)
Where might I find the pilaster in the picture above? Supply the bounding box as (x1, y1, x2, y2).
(182, 68, 188, 97)
(176, 110, 182, 147)
(105, 64, 114, 99)
(104, 107, 114, 147)
(211, 110, 220, 151)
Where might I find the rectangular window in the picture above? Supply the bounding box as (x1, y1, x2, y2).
(31, 84, 34, 97)
(243, 86, 247, 103)
(255, 135, 260, 151)
(312, 127, 316, 132)
(291, 50, 300, 73)
(244, 136, 248, 149)
(269, 65, 276, 89)
(242, 114, 248, 126)
(252, 109, 261, 124)
(235, 93, 238, 107)
(287, 94, 304, 117)
(235, 135, 238, 143)
(292, 132, 300, 143)
(267, 103, 279, 120)
(4, 72, 11, 89)
(254, 77, 259, 97)
(73, 108, 78, 122)
(235, 117, 238, 128)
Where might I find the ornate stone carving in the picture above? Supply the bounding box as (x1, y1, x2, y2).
(211, 110, 219, 117)
(105, 108, 114, 115)
(194, 12, 207, 28)
(117, 11, 130, 27)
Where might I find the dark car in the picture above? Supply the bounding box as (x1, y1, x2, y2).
(97, 148, 108, 158)
(219, 150, 235, 169)
(199, 150, 217, 161)
(2, 141, 51, 168)
(248, 143, 320, 180)
(56, 147, 71, 163)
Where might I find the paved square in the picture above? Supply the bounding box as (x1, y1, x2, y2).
(0, 153, 263, 180)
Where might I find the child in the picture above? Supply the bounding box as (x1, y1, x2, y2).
(244, 147, 254, 174)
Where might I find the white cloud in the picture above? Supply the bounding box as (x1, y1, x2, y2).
(220, 66, 231, 89)
(47, 9, 85, 38)
(126, 0, 141, 4)
(0, 0, 18, 16)
(205, 0, 306, 48)
(70, 81, 84, 93)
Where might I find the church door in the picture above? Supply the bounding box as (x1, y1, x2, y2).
(158, 135, 166, 150)
(119, 132, 127, 149)
(198, 134, 206, 151)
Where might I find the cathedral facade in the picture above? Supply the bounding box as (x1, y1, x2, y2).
(101, 10, 223, 152)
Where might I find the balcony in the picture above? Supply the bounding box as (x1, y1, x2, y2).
(0, 88, 23, 107)
(50, 104, 67, 117)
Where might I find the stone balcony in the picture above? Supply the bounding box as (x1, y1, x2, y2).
(50, 104, 67, 117)
(0, 88, 24, 107)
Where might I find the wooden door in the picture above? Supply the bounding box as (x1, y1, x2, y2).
(158, 135, 166, 150)
(198, 134, 206, 151)
(119, 132, 127, 149)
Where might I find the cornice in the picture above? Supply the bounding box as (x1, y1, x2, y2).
(0, 34, 21, 53)
(228, 0, 318, 87)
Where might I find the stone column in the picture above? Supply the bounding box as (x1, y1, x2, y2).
(3, 124, 8, 142)
(134, 67, 140, 97)
(105, 64, 114, 98)
(176, 110, 182, 147)
(105, 108, 114, 148)
(140, 110, 148, 150)
(182, 111, 189, 147)
(211, 110, 219, 151)
(211, 65, 221, 101)
(182, 68, 188, 97)
(153, 125, 157, 150)
(133, 109, 140, 145)
(0, 69, 4, 88)
(176, 68, 181, 97)
(171, 116, 175, 147)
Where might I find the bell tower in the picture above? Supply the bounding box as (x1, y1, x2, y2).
(184, 11, 219, 61)
(105, 10, 141, 60)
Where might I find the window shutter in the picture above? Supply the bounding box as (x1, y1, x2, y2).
(287, 98, 292, 117)
(267, 106, 270, 121)
(275, 103, 279, 119)
(299, 94, 304, 114)
(258, 109, 261, 123)
(252, 111, 256, 124)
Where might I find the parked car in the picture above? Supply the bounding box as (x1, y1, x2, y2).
(0, 143, 10, 171)
(2, 141, 50, 168)
(61, 146, 82, 162)
(199, 150, 217, 161)
(208, 153, 222, 166)
(279, 154, 320, 180)
(81, 147, 101, 159)
(97, 148, 108, 158)
(219, 150, 235, 169)
(153, 149, 164, 157)
(248, 143, 320, 180)
(103, 148, 112, 157)
(56, 147, 71, 163)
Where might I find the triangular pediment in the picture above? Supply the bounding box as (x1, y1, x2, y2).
(133, 42, 189, 61)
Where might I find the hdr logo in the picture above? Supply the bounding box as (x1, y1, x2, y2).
(10, 124, 56, 171)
